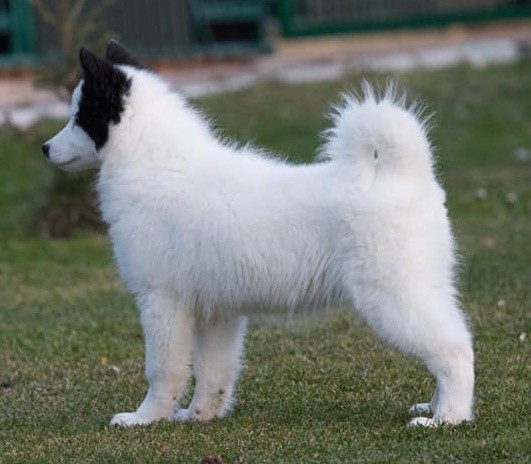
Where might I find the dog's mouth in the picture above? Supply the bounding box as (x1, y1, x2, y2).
(58, 156, 81, 168)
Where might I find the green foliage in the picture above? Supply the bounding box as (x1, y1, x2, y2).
(0, 124, 53, 237)
(0, 61, 530, 463)
(24, 0, 116, 236)
(0, 120, 102, 238)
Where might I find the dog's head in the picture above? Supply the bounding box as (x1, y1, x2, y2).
(42, 41, 143, 172)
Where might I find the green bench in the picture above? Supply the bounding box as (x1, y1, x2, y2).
(188, 0, 270, 56)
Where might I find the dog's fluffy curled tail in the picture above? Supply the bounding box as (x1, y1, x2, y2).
(321, 82, 435, 191)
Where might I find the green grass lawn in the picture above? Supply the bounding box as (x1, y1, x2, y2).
(1, 61, 530, 463)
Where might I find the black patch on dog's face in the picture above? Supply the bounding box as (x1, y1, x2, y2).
(77, 47, 132, 150)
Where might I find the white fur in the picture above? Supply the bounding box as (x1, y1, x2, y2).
(44, 83, 100, 172)
(46, 68, 474, 428)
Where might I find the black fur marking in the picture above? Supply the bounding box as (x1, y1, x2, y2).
(105, 40, 146, 70)
(77, 47, 131, 150)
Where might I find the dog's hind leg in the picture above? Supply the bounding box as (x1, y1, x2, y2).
(110, 291, 194, 426)
(349, 286, 474, 427)
(174, 316, 247, 422)
(409, 332, 474, 427)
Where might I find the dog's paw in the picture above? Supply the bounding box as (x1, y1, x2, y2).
(172, 407, 218, 422)
(110, 412, 156, 427)
(172, 408, 192, 422)
(408, 416, 440, 427)
(408, 402, 432, 416)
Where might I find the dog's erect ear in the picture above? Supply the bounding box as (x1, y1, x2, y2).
(76, 46, 132, 150)
(105, 40, 144, 69)
(79, 47, 112, 82)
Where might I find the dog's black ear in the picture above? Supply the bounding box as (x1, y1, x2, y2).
(76, 46, 132, 150)
(105, 40, 144, 69)
(79, 47, 111, 82)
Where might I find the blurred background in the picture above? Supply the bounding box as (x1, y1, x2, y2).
(2, 1, 531, 100)
(2, 0, 531, 65)
(1, 0, 530, 236)
(0, 3, 530, 462)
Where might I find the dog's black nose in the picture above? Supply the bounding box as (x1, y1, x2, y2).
(42, 143, 50, 158)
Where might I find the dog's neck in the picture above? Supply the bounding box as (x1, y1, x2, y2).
(99, 73, 219, 171)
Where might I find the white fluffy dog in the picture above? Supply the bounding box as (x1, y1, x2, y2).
(43, 41, 474, 427)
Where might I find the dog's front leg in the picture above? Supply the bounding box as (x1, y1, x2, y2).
(174, 316, 247, 422)
(110, 291, 193, 427)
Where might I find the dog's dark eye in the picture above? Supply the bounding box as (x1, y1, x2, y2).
(373, 150, 378, 161)
(74, 114, 81, 125)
